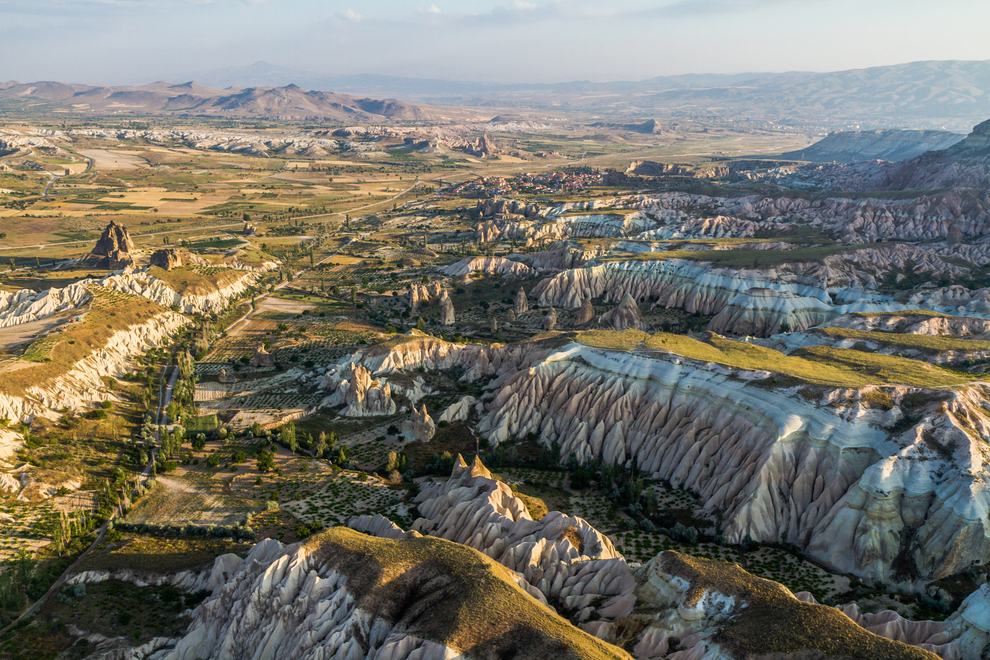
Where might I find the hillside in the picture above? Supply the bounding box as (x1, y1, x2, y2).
(0, 80, 471, 122)
(781, 129, 963, 163)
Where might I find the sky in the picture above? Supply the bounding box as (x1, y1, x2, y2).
(2, 0, 990, 85)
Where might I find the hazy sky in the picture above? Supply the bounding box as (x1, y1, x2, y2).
(3, 0, 990, 85)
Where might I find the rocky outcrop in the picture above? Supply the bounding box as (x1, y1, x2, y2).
(476, 340, 990, 585)
(101, 269, 262, 315)
(443, 256, 534, 278)
(89, 220, 135, 269)
(627, 552, 936, 660)
(438, 396, 477, 424)
(150, 249, 182, 271)
(708, 288, 836, 336)
(155, 530, 630, 660)
(596, 293, 644, 331)
(575, 298, 595, 326)
(249, 346, 275, 368)
(341, 364, 396, 417)
(827, 311, 990, 337)
(543, 307, 557, 331)
(514, 287, 529, 315)
(439, 290, 455, 326)
(412, 456, 635, 623)
(407, 405, 435, 442)
(356, 458, 940, 659)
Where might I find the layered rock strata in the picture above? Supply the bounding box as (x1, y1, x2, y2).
(476, 341, 990, 585)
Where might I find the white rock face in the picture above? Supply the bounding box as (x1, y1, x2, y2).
(101, 269, 263, 315)
(0, 310, 190, 421)
(0, 283, 90, 328)
(708, 288, 836, 336)
(476, 341, 990, 584)
(437, 396, 477, 424)
(159, 539, 464, 660)
(443, 256, 534, 278)
(0, 267, 264, 330)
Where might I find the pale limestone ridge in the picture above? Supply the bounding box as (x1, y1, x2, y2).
(475, 341, 990, 585)
(443, 256, 535, 278)
(0, 310, 190, 421)
(0, 282, 90, 328)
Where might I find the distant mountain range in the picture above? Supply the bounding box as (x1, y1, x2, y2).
(4, 59, 990, 130)
(170, 59, 990, 131)
(0, 80, 478, 123)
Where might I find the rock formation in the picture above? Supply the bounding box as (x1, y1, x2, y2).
(89, 219, 135, 269)
(150, 248, 182, 271)
(156, 530, 628, 660)
(489, 317, 498, 332)
(475, 339, 990, 585)
(443, 256, 534, 278)
(574, 298, 595, 325)
(0, 310, 189, 421)
(351, 458, 941, 659)
(514, 287, 529, 315)
(408, 284, 429, 310)
(596, 293, 643, 331)
(249, 346, 275, 368)
(0, 282, 89, 329)
(217, 368, 236, 384)
(439, 290, 455, 326)
(543, 307, 557, 331)
(341, 364, 396, 417)
(437, 396, 477, 424)
(408, 404, 435, 442)
(506, 309, 516, 323)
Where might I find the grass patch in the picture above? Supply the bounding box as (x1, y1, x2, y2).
(603, 243, 884, 269)
(816, 327, 990, 353)
(75, 533, 251, 574)
(575, 330, 973, 388)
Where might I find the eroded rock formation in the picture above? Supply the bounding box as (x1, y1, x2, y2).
(150, 249, 182, 271)
(89, 220, 135, 269)
(341, 364, 396, 417)
(439, 290, 455, 326)
(514, 287, 529, 315)
(597, 293, 643, 331)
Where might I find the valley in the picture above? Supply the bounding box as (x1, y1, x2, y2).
(2, 98, 990, 659)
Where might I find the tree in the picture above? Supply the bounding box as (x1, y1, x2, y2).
(315, 431, 328, 458)
(416, 316, 427, 332)
(282, 422, 297, 453)
(256, 450, 275, 473)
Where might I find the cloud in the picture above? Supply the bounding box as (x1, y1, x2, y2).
(652, 0, 833, 16)
(335, 8, 362, 22)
